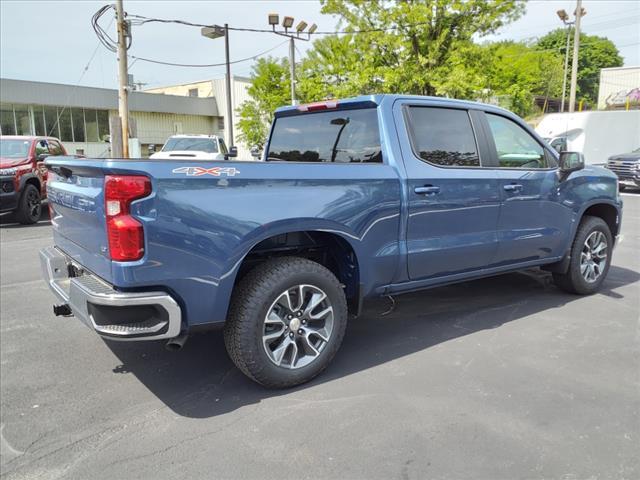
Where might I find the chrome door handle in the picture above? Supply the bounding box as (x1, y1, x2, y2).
(414, 185, 440, 195)
(503, 184, 523, 192)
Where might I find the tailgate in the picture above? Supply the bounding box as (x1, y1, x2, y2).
(46, 159, 112, 281)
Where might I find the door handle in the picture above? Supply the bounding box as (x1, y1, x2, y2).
(503, 184, 523, 192)
(414, 185, 440, 195)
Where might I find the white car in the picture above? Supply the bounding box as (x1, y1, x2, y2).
(150, 135, 235, 160)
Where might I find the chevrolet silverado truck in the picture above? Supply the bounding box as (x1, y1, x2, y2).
(40, 95, 622, 388)
(1, 136, 68, 224)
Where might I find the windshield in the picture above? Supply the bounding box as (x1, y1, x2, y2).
(0, 139, 30, 158)
(162, 137, 218, 153)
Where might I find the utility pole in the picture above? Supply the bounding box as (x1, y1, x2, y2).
(568, 0, 584, 113)
(224, 24, 234, 146)
(289, 37, 296, 105)
(560, 25, 571, 112)
(115, 0, 130, 157)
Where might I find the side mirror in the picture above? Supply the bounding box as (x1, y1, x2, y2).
(225, 146, 238, 160)
(250, 145, 261, 158)
(559, 151, 585, 175)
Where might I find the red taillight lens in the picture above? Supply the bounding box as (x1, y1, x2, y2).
(297, 100, 338, 112)
(104, 175, 151, 261)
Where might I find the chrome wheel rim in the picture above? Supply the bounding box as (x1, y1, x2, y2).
(581, 231, 608, 283)
(262, 284, 334, 369)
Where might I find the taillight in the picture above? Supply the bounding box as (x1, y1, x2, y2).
(104, 175, 151, 261)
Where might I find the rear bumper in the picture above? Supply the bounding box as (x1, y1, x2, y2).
(40, 246, 182, 341)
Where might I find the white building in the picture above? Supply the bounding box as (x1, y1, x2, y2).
(0, 78, 220, 157)
(145, 76, 253, 157)
(597, 66, 640, 110)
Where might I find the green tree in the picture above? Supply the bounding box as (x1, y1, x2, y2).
(318, 0, 525, 96)
(536, 28, 623, 105)
(236, 57, 291, 149)
(479, 41, 564, 117)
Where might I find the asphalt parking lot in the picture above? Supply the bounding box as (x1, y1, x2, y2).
(1, 192, 639, 480)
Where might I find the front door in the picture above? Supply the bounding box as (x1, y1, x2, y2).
(481, 112, 572, 266)
(398, 104, 501, 281)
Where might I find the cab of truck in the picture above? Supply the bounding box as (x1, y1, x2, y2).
(150, 134, 237, 161)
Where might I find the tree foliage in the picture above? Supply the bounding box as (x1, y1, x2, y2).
(536, 28, 623, 105)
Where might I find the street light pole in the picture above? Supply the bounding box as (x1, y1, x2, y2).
(560, 25, 571, 113)
(289, 37, 296, 105)
(201, 25, 233, 146)
(267, 14, 316, 106)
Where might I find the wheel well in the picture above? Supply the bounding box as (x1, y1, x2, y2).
(235, 231, 361, 314)
(23, 177, 41, 194)
(582, 204, 619, 238)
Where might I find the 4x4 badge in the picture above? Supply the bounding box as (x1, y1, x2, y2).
(172, 166, 240, 177)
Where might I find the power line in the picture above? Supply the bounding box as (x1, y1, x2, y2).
(128, 39, 288, 67)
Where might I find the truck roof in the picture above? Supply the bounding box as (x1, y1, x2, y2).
(274, 94, 512, 117)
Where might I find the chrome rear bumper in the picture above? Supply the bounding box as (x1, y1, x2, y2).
(40, 246, 182, 341)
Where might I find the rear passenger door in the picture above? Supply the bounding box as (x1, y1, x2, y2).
(480, 112, 571, 265)
(397, 103, 501, 281)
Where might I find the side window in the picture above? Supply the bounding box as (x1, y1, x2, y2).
(406, 107, 479, 167)
(48, 140, 64, 156)
(486, 114, 546, 169)
(35, 139, 49, 157)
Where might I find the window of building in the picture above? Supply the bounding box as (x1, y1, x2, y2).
(406, 107, 480, 167)
(97, 110, 109, 141)
(485, 113, 546, 169)
(44, 106, 59, 138)
(84, 109, 99, 142)
(188, 88, 199, 97)
(14, 105, 31, 135)
(218, 117, 224, 131)
(267, 108, 382, 163)
(0, 104, 16, 135)
(71, 108, 85, 142)
(33, 106, 46, 136)
(58, 108, 73, 142)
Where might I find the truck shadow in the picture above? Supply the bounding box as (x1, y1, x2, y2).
(0, 209, 51, 228)
(104, 265, 639, 419)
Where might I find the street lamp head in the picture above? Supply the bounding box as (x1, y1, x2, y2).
(268, 13, 279, 26)
(201, 26, 225, 40)
(307, 23, 318, 34)
(296, 21, 307, 33)
(282, 16, 294, 29)
(556, 9, 569, 22)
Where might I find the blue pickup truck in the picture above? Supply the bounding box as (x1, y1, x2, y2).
(40, 95, 622, 388)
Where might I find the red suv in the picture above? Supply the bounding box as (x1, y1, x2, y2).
(0, 136, 68, 224)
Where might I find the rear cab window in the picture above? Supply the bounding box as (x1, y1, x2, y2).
(162, 137, 218, 154)
(266, 108, 382, 163)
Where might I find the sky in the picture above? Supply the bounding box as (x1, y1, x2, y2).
(1, 0, 638, 91)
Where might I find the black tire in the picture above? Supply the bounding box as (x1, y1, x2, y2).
(553, 215, 613, 295)
(15, 184, 42, 225)
(618, 184, 626, 192)
(224, 257, 348, 388)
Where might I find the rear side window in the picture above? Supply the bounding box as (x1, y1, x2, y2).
(267, 108, 382, 163)
(406, 107, 480, 167)
(486, 114, 547, 169)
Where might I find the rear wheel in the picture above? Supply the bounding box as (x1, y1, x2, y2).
(224, 257, 348, 388)
(16, 184, 42, 225)
(553, 216, 612, 295)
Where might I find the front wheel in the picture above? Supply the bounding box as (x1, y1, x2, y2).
(224, 257, 348, 388)
(553, 216, 613, 295)
(15, 184, 42, 224)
